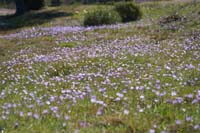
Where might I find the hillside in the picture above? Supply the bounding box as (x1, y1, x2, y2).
(0, 0, 200, 132)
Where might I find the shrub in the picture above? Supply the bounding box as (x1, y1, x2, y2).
(84, 8, 121, 26)
(25, 0, 45, 10)
(114, 2, 142, 22)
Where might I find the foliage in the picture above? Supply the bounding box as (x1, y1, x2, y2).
(114, 2, 142, 22)
(84, 8, 121, 26)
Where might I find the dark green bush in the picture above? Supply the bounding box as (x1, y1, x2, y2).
(25, 0, 45, 10)
(84, 8, 121, 26)
(114, 2, 142, 22)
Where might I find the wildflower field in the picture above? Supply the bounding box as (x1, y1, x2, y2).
(0, 0, 200, 132)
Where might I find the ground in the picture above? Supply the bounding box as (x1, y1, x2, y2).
(0, 0, 200, 132)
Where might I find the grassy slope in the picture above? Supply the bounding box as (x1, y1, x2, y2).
(0, 0, 200, 132)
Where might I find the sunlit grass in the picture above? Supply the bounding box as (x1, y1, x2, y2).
(0, 0, 200, 132)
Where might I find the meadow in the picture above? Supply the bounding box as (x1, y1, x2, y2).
(0, 0, 200, 132)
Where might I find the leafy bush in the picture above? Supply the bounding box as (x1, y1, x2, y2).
(114, 2, 142, 22)
(25, 0, 45, 10)
(84, 8, 121, 26)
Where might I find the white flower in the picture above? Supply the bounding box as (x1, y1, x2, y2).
(116, 93, 124, 98)
(124, 109, 129, 115)
(46, 101, 50, 105)
(171, 91, 177, 96)
(149, 129, 155, 133)
(139, 109, 144, 112)
(140, 95, 144, 99)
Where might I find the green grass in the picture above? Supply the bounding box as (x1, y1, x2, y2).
(0, 0, 200, 132)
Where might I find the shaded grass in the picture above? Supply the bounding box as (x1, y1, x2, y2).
(0, 10, 73, 31)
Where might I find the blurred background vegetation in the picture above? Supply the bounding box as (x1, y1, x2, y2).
(0, 0, 165, 9)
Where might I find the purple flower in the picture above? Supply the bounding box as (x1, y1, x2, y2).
(173, 97, 183, 104)
(19, 112, 24, 117)
(116, 92, 124, 98)
(79, 121, 87, 127)
(186, 116, 192, 122)
(194, 125, 199, 130)
(149, 129, 155, 133)
(96, 107, 103, 116)
(65, 115, 70, 121)
(192, 99, 198, 104)
(2, 80, 5, 84)
(176, 120, 181, 125)
(33, 113, 39, 119)
(185, 94, 193, 99)
(198, 90, 200, 98)
(186, 64, 195, 69)
(91, 95, 96, 103)
(42, 109, 49, 114)
(27, 112, 32, 116)
(160, 131, 168, 133)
